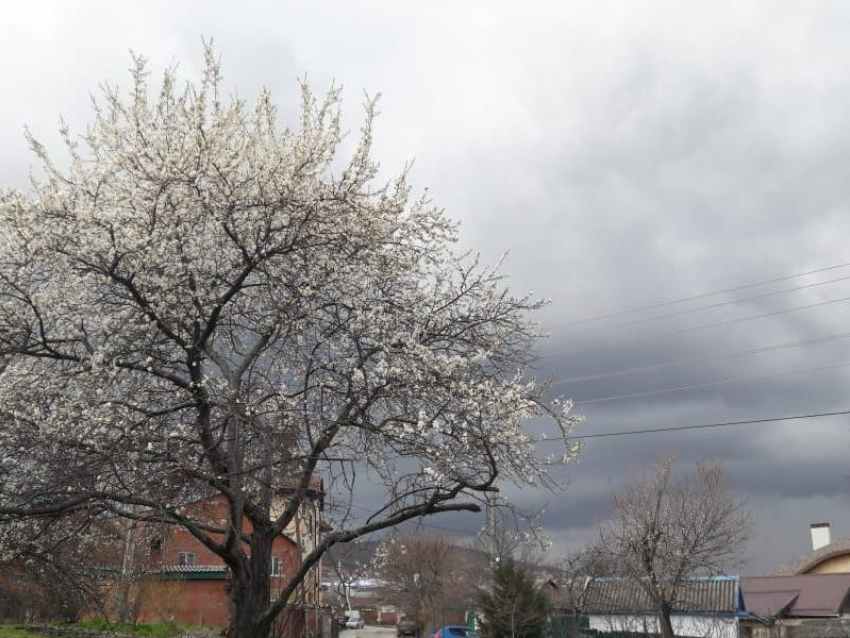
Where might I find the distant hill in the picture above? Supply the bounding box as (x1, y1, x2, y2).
(325, 539, 384, 573)
(324, 535, 551, 575)
(323, 532, 563, 585)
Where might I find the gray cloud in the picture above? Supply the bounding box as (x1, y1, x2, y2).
(3, 0, 850, 575)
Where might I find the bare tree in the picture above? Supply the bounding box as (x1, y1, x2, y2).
(0, 516, 112, 622)
(0, 45, 581, 638)
(326, 540, 374, 614)
(376, 533, 466, 634)
(551, 546, 612, 638)
(471, 500, 552, 575)
(474, 504, 521, 571)
(598, 457, 751, 638)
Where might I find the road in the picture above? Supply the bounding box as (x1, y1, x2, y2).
(339, 627, 396, 638)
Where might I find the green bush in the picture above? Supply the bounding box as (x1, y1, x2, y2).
(56, 621, 209, 637)
(0, 626, 48, 638)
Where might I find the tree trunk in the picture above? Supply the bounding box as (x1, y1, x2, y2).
(570, 609, 581, 638)
(657, 602, 675, 638)
(227, 533, 274, 638)
(228, 598, 272, 638)
(116, 516, 139, 623)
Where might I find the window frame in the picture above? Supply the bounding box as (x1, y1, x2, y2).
(177, 551, 197, 567)
(271, 555, 282, 576)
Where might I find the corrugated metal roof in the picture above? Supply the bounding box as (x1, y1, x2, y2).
(584, 577, 739, 616)
(92, 564, 230, 580)
(148, 565, 230, 580)
(742, 575, 850, 619)
(155, 565, 229, 573)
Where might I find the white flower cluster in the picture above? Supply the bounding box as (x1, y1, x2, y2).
(0, 48, 581, 566)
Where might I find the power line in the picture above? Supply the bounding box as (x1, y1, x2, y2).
(574, 360, 850, 406)
(323, 409, 850, 541)
(321, 409, 850, 537)
(562, 408, 850, 440)
(547, 273, 850, 337)
(546, 261, 850, 329)
(544, 295, 850, 359)
(552, 330, 850, 385)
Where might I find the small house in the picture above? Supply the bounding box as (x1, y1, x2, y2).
(583, 576, 743, 638)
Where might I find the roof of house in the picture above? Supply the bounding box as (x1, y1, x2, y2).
(156, 565, 228, 573)
(741, 574, 850, 619)
(94, 564, 231, 580)
(771, 536, 850, 576)
(584, 577, 740, 616)
(345, 594, 393, 609)
(149, 564, 230, 580)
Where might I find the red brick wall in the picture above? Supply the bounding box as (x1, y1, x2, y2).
(101, 495, 312, 629)
(156, 525, 299, 575)
(151, 496, 301, 575)
(137, 579, 231, 628)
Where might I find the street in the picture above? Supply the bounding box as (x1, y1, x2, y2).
(339, 627, 397, 638)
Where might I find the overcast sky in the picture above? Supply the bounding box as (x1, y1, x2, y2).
(4, 1, 850, 574)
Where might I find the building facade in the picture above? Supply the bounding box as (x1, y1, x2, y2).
(99, 489, 324, 631)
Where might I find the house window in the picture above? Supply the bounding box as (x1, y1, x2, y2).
(271, 556, 282, 576)
(178, 552, 197, 566)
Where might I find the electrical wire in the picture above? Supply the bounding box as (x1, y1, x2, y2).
(573, 360, 850, 405)
(546, 273, 850, 336)
(552, 330, 850, 385)
(323, 407, 850, 538)
(546, 261, 850, 329)
(544, 295, 850, 359)
(561, 408, 850, 440)
(325, 405, 850, 536)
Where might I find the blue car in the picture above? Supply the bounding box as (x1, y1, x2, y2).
(432, 627, 480, 638)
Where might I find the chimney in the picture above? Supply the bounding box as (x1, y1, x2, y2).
(811, 522, 832, 551)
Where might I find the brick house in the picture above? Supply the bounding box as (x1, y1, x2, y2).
(101, 485, 324, 630)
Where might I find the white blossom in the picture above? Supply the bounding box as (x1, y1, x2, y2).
(0, 45, 582, 637)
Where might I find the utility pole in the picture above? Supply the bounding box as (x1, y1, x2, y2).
(484, 492, 505, 569)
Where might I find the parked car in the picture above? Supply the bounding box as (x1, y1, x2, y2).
(433, 627, 479, 638)
(345, 610, 365, 629)
(396, 619, 417, 637)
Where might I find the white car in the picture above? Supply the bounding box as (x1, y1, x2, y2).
(345, 611, 365, 629)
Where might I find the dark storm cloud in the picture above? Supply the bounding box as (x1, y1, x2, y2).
(4, 0, 850, 574)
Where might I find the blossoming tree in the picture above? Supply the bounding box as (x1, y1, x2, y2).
(0, 47, 580, 638)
